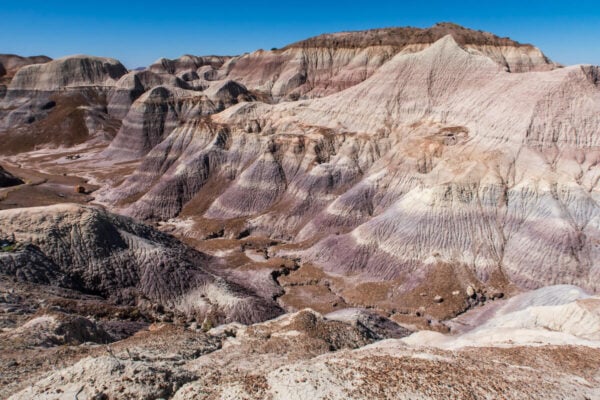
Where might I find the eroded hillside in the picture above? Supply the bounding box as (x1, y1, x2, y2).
(0, 23, 599, 399)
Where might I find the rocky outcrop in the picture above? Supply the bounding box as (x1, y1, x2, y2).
(0, 244, 75, 287)
(0, 204, 281, 323)
(324, 308, 413, 339)
(284, 22, 554, 72)
(104, 86, 217, 161)
(8, 303, 600, 399)
(204, 79, 254, 106)
(10, 355, 196, 400)
(3, 312, 113, 347)
(407, 285, 600, 347)
(0, 89, 120, 153)
(0, 165, 23, 187)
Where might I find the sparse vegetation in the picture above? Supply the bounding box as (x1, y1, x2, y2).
(0, 231, 18, 252)
(0, 244, 16, 252)
(200, 317, 213, 332)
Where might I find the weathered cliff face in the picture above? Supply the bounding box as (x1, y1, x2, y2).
(0, 204, 281, 323)
(104, 86, 212, 160)
(283, 22, 555, 72)
(100, 35, 600, 302)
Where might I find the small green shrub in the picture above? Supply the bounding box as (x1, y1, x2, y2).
(0, 244, 16, 252)
(200, 317, 213, 332)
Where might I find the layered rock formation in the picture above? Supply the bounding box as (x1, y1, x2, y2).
(102, 35, 600, 305)
(0, 54, 51, 99)
(154, 23, 556, 101)
(0, 54, 51, 79)
(2, 23, 600, 398)
(0, 55, 128, 152)
(104, 82, 254, 161)
(106, 69, 188, 120)
(148, 55, 229, 75)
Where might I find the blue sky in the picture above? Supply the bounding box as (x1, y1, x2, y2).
(2, 1, 599, 68)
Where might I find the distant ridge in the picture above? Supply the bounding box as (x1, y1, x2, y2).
(284, 22, 541, 50)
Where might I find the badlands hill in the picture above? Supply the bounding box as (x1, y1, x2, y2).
(0, 23, 555, 153)
(0, 55, 127, 152)
(0, 54, 51, 96)
(153, 22, 555, 101)
(99, 34, 600, 316)
(0, 204, 281, 323)
(0, 23, 599, 398)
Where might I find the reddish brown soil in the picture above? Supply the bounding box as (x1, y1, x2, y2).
(0, 163, 96, 210)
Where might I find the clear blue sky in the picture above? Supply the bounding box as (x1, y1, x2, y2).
(2, 1, 599, 68)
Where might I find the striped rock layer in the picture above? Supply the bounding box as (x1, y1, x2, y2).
(101, 34, 600, 296)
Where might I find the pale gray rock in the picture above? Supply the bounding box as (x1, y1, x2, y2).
(104, 80, 253, 162)
(10, 356, 196, 400)
(324, 308, 412, 339)
(203, 79, 254, 106)
(0, 54, 51, 100)
(0, 204, 282, 323)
